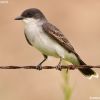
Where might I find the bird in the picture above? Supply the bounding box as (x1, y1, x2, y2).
(15, 8, 98, 79)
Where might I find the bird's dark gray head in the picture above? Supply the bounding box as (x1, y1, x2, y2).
(15, 8, 46, 21)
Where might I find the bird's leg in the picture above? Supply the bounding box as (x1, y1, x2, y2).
(56, 58, 62, 71)
(36, 55, 48, 70)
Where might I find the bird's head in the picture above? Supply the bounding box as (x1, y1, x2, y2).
(15, 8, 47, 24)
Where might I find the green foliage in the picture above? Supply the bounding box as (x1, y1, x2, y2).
(62, 70, 72, 100)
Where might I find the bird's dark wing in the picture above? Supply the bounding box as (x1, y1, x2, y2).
(42, 22, 77, 54)
(42, 22, 85, 64)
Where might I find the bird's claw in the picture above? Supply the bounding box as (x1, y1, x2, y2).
(36, 64, 42, 70)
(56, 65, 62, 71)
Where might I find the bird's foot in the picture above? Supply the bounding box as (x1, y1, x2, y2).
(56, 64, 62, 71)
(36, 64, 42, 70)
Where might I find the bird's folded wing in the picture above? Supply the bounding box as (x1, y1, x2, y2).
(42, 22, 77, 54)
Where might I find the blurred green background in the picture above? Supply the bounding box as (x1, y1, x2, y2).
(0, 0, 100, 100)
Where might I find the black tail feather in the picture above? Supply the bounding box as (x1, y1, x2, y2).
(78, 68, 96, 77)
(78, 57, 96, 77)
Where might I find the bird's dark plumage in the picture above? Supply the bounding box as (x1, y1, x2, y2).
(21, 8, 46, 20)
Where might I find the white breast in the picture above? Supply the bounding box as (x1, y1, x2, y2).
(24, 20, 62, 57)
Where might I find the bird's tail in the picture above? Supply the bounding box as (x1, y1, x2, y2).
(78, 58, 99, 79)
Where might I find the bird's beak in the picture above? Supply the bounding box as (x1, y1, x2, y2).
(14, 16, 24, 20)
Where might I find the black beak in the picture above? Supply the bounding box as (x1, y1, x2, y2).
(14, 16, 24, 20)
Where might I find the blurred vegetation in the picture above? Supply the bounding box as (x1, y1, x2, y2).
(61, 60, 72, 100)
(62, 70, 72, 100)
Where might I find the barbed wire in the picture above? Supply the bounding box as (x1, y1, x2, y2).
(0, 65, 99, 70)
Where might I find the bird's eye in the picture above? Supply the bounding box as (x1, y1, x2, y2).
(27, 12, 33, 17)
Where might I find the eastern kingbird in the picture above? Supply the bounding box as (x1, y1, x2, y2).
(15, 8, 98, 79)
